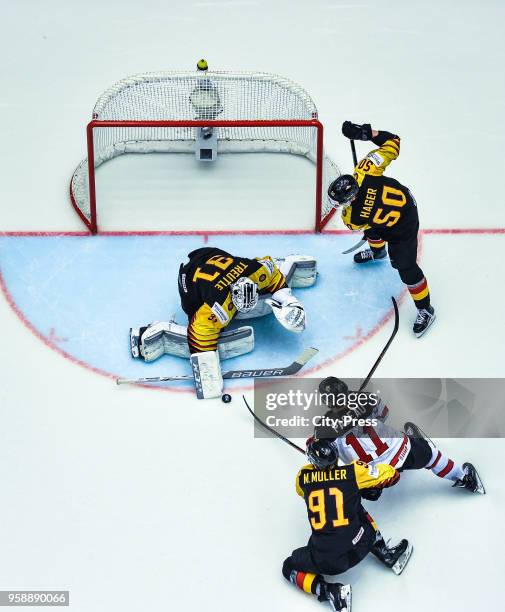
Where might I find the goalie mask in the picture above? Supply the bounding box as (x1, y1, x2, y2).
(328, 174, 359, 209)
(231, 277, 259, 313)
(306, 437, 338, 469)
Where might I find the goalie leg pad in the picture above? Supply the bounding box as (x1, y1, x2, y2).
(190, 350, 223, 399)
(133, 321, 188, 361)
(131, 321, 254, 361)
(218, 325, 255, 359)
(275, 255, 317, 288)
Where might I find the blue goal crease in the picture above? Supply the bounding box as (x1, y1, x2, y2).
(0, 235, 404, 388)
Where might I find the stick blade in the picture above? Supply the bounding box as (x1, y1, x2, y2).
(295, 347, 319, 366)
(342, 238, 366, 254)
(391, 296, 399, 332)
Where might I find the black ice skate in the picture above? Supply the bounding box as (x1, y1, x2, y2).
(403, 421, 434, 445)
(404, 421, 422, 438)
(371, 538, 413, 575)
(319, 583, 352, 612)
(452, 462, 486, 494)
(353, 248, 387, 264)
(413, 306, 436, 337)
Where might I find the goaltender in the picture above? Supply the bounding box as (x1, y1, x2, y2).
(130, 247, 316, 399)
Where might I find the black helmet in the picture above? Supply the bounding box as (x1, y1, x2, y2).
(319, 376, 349, 410)
(319, 376, 349, 396)
(328, 174, 359, 207)
(306, 437, 338, 469)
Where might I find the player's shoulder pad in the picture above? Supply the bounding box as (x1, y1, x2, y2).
(353, 460, 399, 490)
(256, 256, 276, 276)
(341, 204, 367, 230)
(295, 463, 314, 497)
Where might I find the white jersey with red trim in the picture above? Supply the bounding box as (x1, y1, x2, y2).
(330, 399, 411, 469)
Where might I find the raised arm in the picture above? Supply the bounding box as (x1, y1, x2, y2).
(341, 121, 401, 185)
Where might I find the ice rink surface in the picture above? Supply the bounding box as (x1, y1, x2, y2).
(1, 1, 504, 611)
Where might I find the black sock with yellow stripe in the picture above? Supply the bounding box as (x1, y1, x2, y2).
(367, 237, 386, 254)
(282, 558, 323, 597)
(399, 267, 431, 311)
(407, 276, 430, 310)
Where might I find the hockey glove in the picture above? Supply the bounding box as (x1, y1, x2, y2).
(361, 487, 383, 501)
(342, 121, 372, 141)
(266, 297, 306, 333)
(266, 287, 306, 333)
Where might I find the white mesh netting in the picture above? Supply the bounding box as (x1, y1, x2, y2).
(70, 71, 340, 230)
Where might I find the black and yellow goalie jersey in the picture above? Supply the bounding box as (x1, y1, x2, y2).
(295, 461, 399, 551)
(341, 131, 418, 239)
(178, 247, 287, 353)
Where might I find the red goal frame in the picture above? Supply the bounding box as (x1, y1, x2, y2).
(70, 118, 337, 234)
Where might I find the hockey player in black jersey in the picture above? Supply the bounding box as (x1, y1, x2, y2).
(282, 437, 413, 612)
(129, 247, 315, 398)
(327, 121, 435, 337)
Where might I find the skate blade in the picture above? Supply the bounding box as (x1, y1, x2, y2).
(474, 470, 486, 495)
(341, 584, 352, 612)
(392, 543, 413, 575)
(414, 313, 436, 338)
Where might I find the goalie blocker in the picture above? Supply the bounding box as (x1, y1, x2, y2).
(191, 350, 223, 399)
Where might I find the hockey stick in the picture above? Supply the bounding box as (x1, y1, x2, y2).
(350, 139, 358, 166)
(116, 347, 318, 385)
(342, 237, 367, 255)
(242, 395, 305, 454)
(358, 296, 399, 392)
(242, 298, 399, 454)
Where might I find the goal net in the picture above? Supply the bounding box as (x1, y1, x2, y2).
(70, 70, 341, 233)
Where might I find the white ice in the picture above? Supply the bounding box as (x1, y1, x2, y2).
(1, 1, 504, 611)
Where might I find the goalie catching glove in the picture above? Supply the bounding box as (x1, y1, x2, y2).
(265, 287, 306, 333)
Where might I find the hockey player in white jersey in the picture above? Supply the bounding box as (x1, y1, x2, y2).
(315, 377, 485, 496)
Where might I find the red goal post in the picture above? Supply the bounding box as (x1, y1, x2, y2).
(70, 71, 341, 234)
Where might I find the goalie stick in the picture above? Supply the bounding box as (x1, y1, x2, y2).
(116, 347, 318, 385)
(243, 297, 399, 453)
